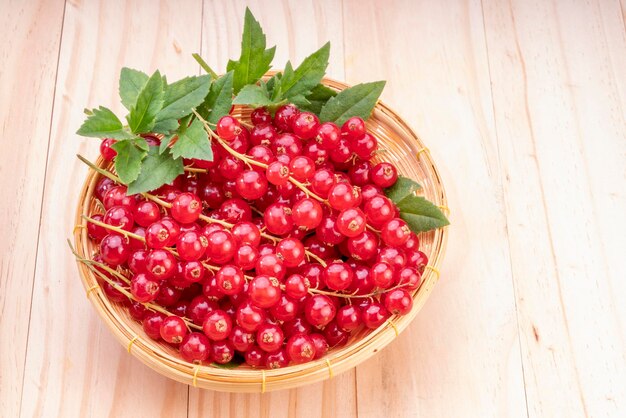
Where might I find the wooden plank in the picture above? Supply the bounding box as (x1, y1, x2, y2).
(19, 1, 203, 417)
(188, 2, 355, 417)
(482, 0, 626, 416)
(0, 1, 65, 417)
(342, 0, 529, 417)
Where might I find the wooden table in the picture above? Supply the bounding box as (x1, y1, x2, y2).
(1, 0, 625, 417)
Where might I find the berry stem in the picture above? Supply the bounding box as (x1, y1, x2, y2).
(309, 282, 412, 299)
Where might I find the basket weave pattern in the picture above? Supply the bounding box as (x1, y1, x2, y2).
(73, 77, 448, 392)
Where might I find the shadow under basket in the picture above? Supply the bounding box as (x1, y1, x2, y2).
(73, 76, 449, 392)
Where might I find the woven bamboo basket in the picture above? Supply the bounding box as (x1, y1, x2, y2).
(73, 76, 449, 392)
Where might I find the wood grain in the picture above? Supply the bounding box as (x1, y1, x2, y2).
(2, 0, 625, 416)
(18, 1, 202, 417)
(482, 0, 626, 416)
(0, 1, 65, 417)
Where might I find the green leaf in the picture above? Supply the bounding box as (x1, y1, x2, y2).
(156, 75, 211, 122)
(192, 53, 218, 80)
(76, 106, 134, 139)
(119, 68, 149, 110)
(170, 119, 212, 160)
(384, 175, 422, 203)
(276, 42, 330, 100)
(226, 7, 276, 93)
(233, 83, 273, 107)
(395, 195, 450, 233)
(127, 146, 184, 194)
(111, 138, 148, 183)
(152, 118, 179, 134)
(197, 71, 234, 124)
(297, 83, 337, 114)
(319, 81, 385, 126)
(127, 70, 164, 134)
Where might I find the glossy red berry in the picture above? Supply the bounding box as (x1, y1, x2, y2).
(171, 192, 203, 224)
(205, 230, 236, 264)
(289, 156, 315, 181)
(266, 161, 290, 186)
(272, 133, 303, 158)
(87, 214, 108, 240)
(128, 273, 159, 303)
(310, 168, 336, 198)
(180, 332, 211, 363)
(304, 295, 336, 328)
(286, 333, 316, 364)
(292, 112, 320, 139)
(100, 234, 130, 266)
(315, 122, 341, 150)
(160, 316, 188, 344)
(371, 162, 398, 188)
(177, 231, 208, 261)
(202, 309, 232, 341)
(336, 305, 362, 331)
(336, 207, 366, 237)
(142, 312, 166, 340)
(231, 221, 261, 247)
(381, 218, 411, 246)
(363, 195, 395, 227)
(276, 238, 305, 268)
(215, 265, 245, 295)
(284, 274, 309, 299)
(323, 321, 349, 347)
(248, 275, 281, 308)
(348, 160, 371, 186)
(128, 249, 148, 274)
(229, 326, 255, 352)
(236, 302, 267, 332)
(211, 340, 235, 364)
(377, 247, 407, 272)
(216, 115, 242, 141)
(266, 348, 289, 369)
(250, 124, 278, 146)
(384, 289, 413, 315)
(329, 138, 352, 163)
(370, 261, 394, 288)
(328, 182, 357, 210)
(349, 132, 377, 160)
(323, 261, 354, 291)
(264, 202, 293, 235)
(274, 104, 299, 131)
(315, 216, 345, 246)
(219, 198, 252, 223)
(257, 323, 284, 353)
(236, 170, 268, 200)
(100, 138, 117, 161)
(362, 302, 390, 329)
(160, 217, 181, 246)
(251, 107, 272, 125)
(347, 230, 378, 261)
(134, 201, 161, 227)
(245, 346, 267, 368)
(396, 267, 422, 290)
(234, 244, 259, 270)
(309, 333, 329, 359)
(270, 295, 300, 322)
(103, 186, 136, 211)
(341, 117, 366, 140)
(146, 249, 177, 280)
(255, 253, 286, 280)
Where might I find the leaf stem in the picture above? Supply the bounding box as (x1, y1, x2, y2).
(192, 53, 219, 80)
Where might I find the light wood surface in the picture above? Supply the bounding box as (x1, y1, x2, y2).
(1, 0, 624, 417)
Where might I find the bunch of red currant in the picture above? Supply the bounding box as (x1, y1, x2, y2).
(88, 105, 428, 368)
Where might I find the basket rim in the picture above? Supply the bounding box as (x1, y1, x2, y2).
(73, 74, 449, 392)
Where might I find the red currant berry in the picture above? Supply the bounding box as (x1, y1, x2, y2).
(257, 323, 284, 353)
(381, 218, 411, 246)
(286, 333, 316, 364)
(323, 261, 354, 291)
(201, 183, 225, 209)
(177, 231, 208, 261)
(291, 198, 323, 230)
(274, 104, 299, 131)
(303, 140, 329, 166)
(341, 117, 366, 140)
(156, 284, 182, 307)
(309, 333, 329, 359)
(266, 161, 290, 186)
(205, 230, 236, 264)
(272, 133, 303, 158)
(160, 217, 181, 246)
(264, 202, 293, 235)
(407, 250, 428, 272)
(347, 230, 378, 261)
(289, 156, 315, 181)
(180, 332, 211, 363)
(234, 244, 259, 270)
(95, 177, 115, 201)
(236, 302, 267, 332)
(276, 238, 305, 268)
(211, 340, 235, 364)
(266, 348, 289, 369)
(328, 182, 357, 210)
(248, 275, 281, 308)
(336, 207, 366, 237)
(304, 295, 336, 328)
(145, 221, 170, 249)
(229, 326, 255, 352)
(216, 115, 242, 141)
(315, 122, 341, 150)
(235, 170, 268, 200)
(384, 288, 413, 315)
(100, 234, 130, 266)
(370, 261, 395, 288)
(315, 216, 345, 246)
(270, 295, 300, 322)
(362, 302, 390, 329)
(215, 265, 245, 295)
(377, 247, 407, 272)
(251, 107, 272, 125)
(348, 160, 371, 186)
(371, 162, 398, 188)
(363, 195, 395, 228)
(403, 233, 420, 253)
(160, 316, 188, 344)
(310, 168, 336, 198)
(250, 124, 278, 146)
(284, 274, 309, 299)
(100, 138, 117, 161)
(171, 192, 202, 224)
(247, 144, 275, 166)
(134, 201, 161, 227)
(128, 300, 148, 320)
(361, 184, 383, 201)
(329, 138, 352, 164)
(323, 321, 349, 347)
(183, 260, 206, 283)
(292, 112, 320, 140)
(230, 221, 260, 247)
(245, 346, 267, 368)
(218, 155, 245, 180)
(128, 249, 148, 274)
(142, 312, 166, 340)
(396, 267, 422, 290)
(87, 214, 108, 240)
(146, 249, 177, 280)
(188, 295, 218, 325)
(202, 309, 232, 341)
(255, 253, 286, 280)
(101, 276, 127, 303)
(103, 185, 137, 211)
(336, 305, 362, 331)
(349, 133, 377, 160)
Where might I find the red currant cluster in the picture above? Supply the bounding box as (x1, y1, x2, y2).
(86, 105, 428, 369)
